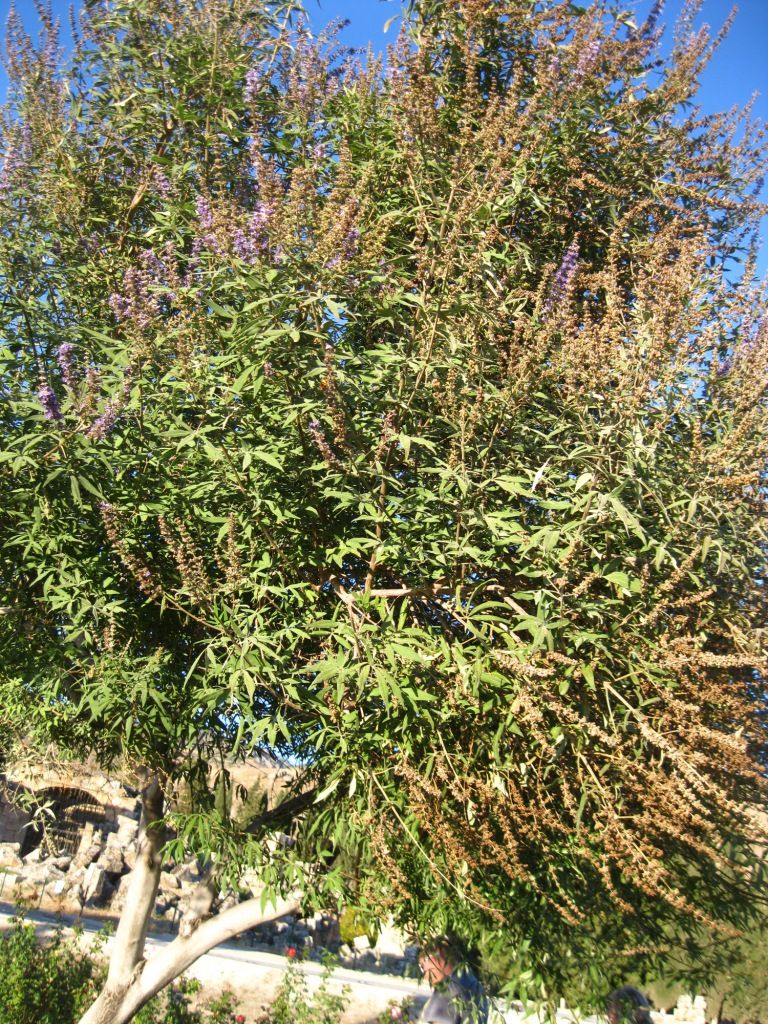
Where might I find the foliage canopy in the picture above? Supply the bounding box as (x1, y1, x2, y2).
(1, 0, 767, 1009)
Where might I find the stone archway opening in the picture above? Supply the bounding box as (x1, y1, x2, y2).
(21, 785, 106, 857)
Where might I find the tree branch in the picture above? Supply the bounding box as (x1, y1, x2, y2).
(79, 890, 300, 1024)
(135, 891, 300, 1007)
(244, 787, 318, 836)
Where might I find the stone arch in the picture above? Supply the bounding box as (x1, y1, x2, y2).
(21, 785, 107, 857)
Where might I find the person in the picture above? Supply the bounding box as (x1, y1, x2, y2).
(607, 986, 654, 1024)
(418, 937, 489, 1024)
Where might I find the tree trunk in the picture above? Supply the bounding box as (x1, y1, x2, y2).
(79, 890, 299, 1024)
(77, 776, 300, 1024)
(79, 776, 165, 1024)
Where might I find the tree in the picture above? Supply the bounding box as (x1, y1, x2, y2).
(1, 0, 767, 1020)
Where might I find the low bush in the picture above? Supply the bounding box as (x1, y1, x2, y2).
(256, 951, 348, 1024)
(0, 916, 240, 1024)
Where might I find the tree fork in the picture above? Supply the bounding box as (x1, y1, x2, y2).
(78, 775, 300, 1024)
(78, 890, 300, 1024)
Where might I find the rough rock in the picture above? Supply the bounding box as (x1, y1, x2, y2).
(110, 876, 130, 911)
(66, 865, 86, 888)
(0, 842, 23, 871)
(72, 823, 99, 867)
(158, 870, 180, 892)
(22, 862, 65, 886)
(97, 842, 124, 876)
(50, 878, 68, 898)
(158, 889, 180, 909)
(83, 863, 109, 905)
(116, 813, 139, 844)
(217, 892, 239, 914)
(155, 893, 176, 916)
(374, 918, 408, 958)
(74, 842, 102, 869)
(174, 859, 204, 884)
(177, 883, 216, 937)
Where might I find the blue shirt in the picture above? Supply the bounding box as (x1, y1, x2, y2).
(420, 969, 489, 1024)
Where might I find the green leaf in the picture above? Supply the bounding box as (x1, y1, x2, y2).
(251, 449, 283, 470)
(607, 494, 645, 540)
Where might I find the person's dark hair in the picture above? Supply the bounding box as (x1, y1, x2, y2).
(421, 934, 470, 968)
(607, 986, 653, 1024)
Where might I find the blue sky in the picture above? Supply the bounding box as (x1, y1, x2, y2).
(2, 0, 767, 264)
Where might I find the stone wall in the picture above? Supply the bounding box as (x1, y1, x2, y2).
(0, 758, 142, 912)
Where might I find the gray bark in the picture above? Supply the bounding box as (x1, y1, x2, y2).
(78, 776, 165, 1024)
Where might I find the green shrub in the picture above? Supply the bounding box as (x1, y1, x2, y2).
(0, 916, 240, 1024)
(234, 781, 269, 830)
(338, 905, 377, 947)
(0, 916, 97, 1024)
(377, 998, 414, 1023)
(257, 952, 348, 1024)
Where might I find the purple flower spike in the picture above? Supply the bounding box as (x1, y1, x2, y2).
(233, 228, 251, 262)
(326, 225, 360, 269)
(195, 196, 221, 253)
(57, 342, 76, 391)
(308, 419, 322, 432)
(0, 149, 17, 195)
(87, 398, 119, 440)
(250, 201, 272, 237)
(109, 293, 129, 320)
(232, 202, 273, 263)
(85, 366, 101, 397)
(122, 365, 134, 400)
(153, 167, 172, 198)
(717, 357, 733, 377)
(38, 383, 62, 421)
(244, 67, 260, 105)
(544, 239, 580, 317)
(572, 38, 601, 89)
(195, 196, 215, 230)
(139, 248, 164, 279)
(344, 227, 360, 257)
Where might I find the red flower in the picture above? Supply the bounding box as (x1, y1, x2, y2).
(234, 1016, 246, 1023)
(287, 946, 297, 959)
